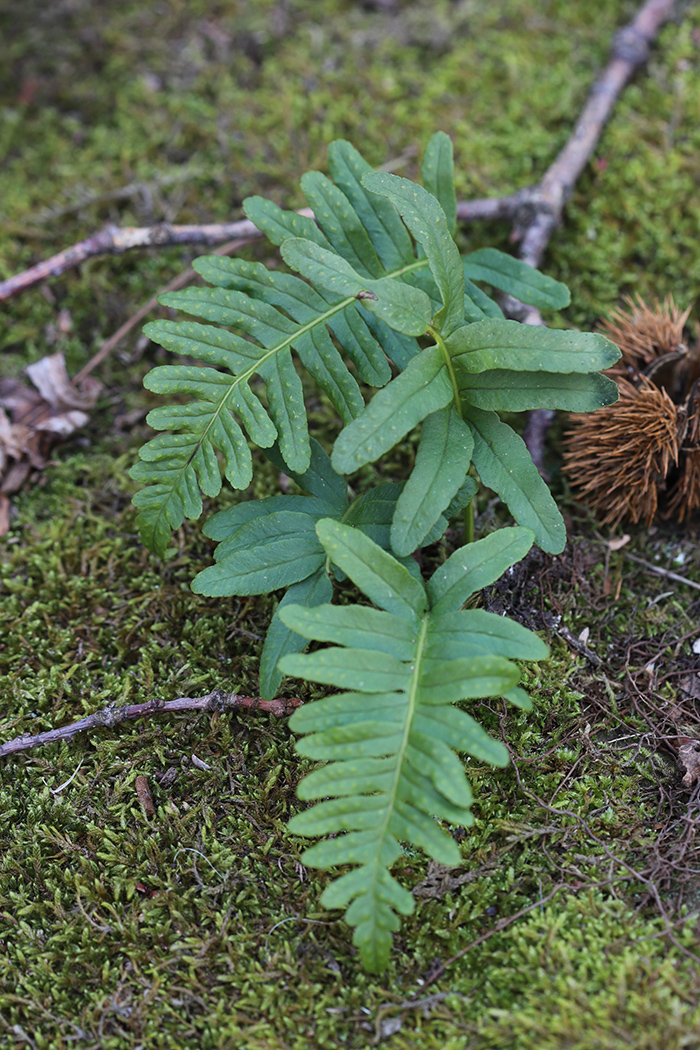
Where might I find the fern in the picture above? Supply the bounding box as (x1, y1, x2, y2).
(279, 518, 546, 972)
(131, 132, 619, 556)
(330, 167, 620, 555)
(129, 131, 623, 972)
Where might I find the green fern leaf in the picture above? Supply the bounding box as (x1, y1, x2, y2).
(194, 441, 459, 699)
(280, 519, 545, 972)
(390, 406, 474, 557)
(458, 370, 620, 412)
(463, 248, 571, 311)
(463, 275, 505, 320)
(243, 195, 331, 249)
(280, 238, 432, 336)
(421, 131, 457, 236)
(362, 171, 465, 335)
(463, 406, 566, 554)
(300, 171, 385, 279)
(331, 345, 454, 474)
(328, 141, 415, 271)
(447, 319, 621, 374)
(258, 569, 334, 701)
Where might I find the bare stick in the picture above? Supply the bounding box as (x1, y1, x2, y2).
(0, 690, 302, 760)
(511, 0, 676, 465)
(0, 196, 530, 303)
(517, 0, 676, 278)
(0, 217, 286, 302)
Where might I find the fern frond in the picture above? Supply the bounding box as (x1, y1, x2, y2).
(132, 132, 620, 559)
(280, 519, 546, 972)
(131, 139, 456, 555)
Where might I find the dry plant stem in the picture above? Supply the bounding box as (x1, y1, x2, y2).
(512, 0, 677, 293)
(0, 218, 293, 302)
(0, 198, 530, 303)
(0, 690, 301, 759)
(514, 0, 676, 463)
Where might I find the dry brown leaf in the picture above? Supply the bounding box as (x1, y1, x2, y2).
(677, 738, 700, 788)
(0, 352, 101, 533)
(134, 775, 156, 817)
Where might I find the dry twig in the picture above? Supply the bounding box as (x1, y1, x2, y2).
(0, 690, 301, 760)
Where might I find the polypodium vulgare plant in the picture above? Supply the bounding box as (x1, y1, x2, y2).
(131, 133, 619, 970)
(563, 295, 700, 525)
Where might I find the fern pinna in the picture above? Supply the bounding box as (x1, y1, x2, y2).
(280, 519, 547, 972)
(131, 132, 620, 971)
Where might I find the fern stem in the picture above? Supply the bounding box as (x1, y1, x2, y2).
(428, 326, 461, 412)
(369, 613, 430, 888)
(464, 498, 474, 545)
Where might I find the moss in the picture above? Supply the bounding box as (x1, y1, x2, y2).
(2, 0, 700, 1045)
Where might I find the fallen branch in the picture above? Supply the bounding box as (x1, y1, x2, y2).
(0, 218, 277, 302)
(507, 0, 676, 311)
(0, 0, 675, 308)
(0, 199, 523, 303)
(0, 690, 302, 760)
(507, 0, 676, 465)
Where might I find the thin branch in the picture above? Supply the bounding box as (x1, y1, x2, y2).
(508, 0, 677, 318)
(623, 552, 700, 592)
(0, 218, 284, 302)
(509, 0, 677, 465)
(0, 690, 302, 760)
(0, 195, 533, 304)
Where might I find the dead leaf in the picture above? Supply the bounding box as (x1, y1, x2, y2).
(677, 738, 700, 788)
(0, 352, 101, 533)
(606, 534, 631, 551)
(679, 675, 700, 701)
(135, 775, 156, 817)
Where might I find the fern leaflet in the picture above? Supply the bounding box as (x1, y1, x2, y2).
(280, 519, 547, 972)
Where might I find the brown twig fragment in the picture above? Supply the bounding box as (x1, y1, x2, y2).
(0, 690, 302, 760)
(0, 218, 282, 302)
(509, 0, 677, 465)
(507, 0, 677, 310)
(623, 552, 700, 592)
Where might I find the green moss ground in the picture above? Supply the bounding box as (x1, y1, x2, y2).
(2, 1, 700, 1046)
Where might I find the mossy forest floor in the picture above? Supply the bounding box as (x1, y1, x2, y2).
(2, 1, 700, 1047)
